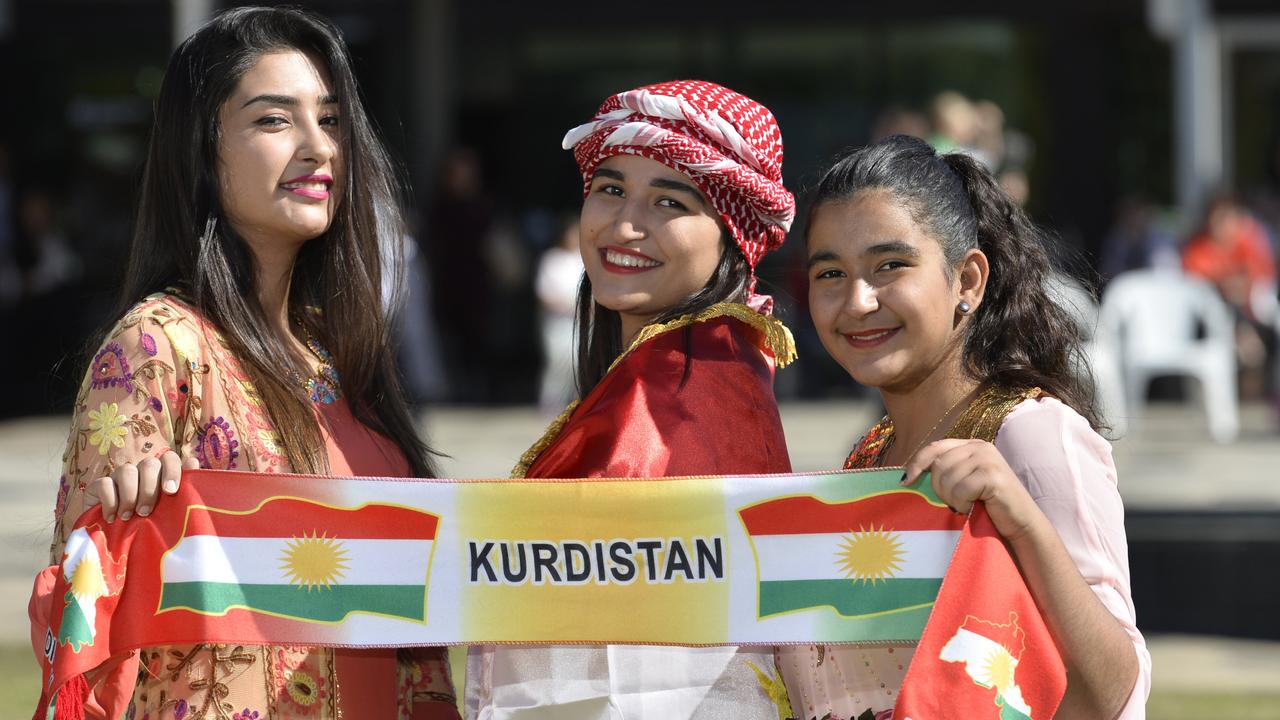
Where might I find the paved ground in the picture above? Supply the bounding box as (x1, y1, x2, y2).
(3, 399, 1279, 695)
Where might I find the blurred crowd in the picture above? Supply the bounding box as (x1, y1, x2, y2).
(3, 89, 1280, 427)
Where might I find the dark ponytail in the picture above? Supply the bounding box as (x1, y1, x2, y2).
(808, 135, 1103, 430)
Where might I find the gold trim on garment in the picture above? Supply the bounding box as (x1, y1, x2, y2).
(948, 385, 1044, 443)
(510, 303, 797, 478)
(849, 385, 1045, 468)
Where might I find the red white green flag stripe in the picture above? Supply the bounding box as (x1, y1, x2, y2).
(158, 498, 438, 623)
(739, 492, 964, 622)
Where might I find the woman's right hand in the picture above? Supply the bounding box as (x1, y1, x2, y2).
(84, 451, 201, 522)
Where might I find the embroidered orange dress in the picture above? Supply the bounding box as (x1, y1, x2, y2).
(38, 292, 458, 720)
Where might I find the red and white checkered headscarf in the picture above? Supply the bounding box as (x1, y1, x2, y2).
(562, 80, 796, 313)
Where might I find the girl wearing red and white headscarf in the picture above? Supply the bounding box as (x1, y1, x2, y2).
(466, 80, 798, 719)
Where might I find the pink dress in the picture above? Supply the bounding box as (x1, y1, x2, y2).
(775, 397, 1151, 720)
(37, 292, 458, 719)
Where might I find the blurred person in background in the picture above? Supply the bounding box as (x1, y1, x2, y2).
(393, 226, 448, 410)
(973, 98, 1035, 207)
(426, 146, 495, 401)
(789, 134, 1148, 720)
(468, 79, 798, 720)
(1182, 193, 1278, 401)
(1100, 196, 1180, 280)
(10, 189, 86, 413)
(972, 99, 1007, 170)
(534, 214, 582, 414)
(29, 7, 458, 718)
(928, 91, 984, 164)
(870, 105, 930, 143)
(17, 189, 82, 298)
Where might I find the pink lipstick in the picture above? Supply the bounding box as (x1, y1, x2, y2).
(842, 327, 901, 349)
(280, 173, 333, 200)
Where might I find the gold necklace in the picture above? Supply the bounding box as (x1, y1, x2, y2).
(883, 386, 978, 466)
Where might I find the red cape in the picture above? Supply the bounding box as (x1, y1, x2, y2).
(525, 314, 792, 478)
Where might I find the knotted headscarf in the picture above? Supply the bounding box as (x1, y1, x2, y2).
(562, 80, 796, 313)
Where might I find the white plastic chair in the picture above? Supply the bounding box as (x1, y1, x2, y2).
(1044, 272, 1127, 433)
(1097, 269, 1239, 442)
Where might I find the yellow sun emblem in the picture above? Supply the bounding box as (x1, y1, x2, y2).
(280, 532, 349, 591)
(835, 525, 906, 584)
(980, 646, 1017, 693)
(68, 554, 108, 600)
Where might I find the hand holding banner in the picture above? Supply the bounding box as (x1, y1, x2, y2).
(33, 468, 1065, 720)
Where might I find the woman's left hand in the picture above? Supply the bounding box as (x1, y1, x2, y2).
(902, 438, 1042, 542)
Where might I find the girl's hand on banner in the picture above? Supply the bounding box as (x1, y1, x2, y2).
(84, 451, 200, 522)
(901, 438, 1043, 543)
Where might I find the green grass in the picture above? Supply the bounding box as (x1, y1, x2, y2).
(0, 643, 39, 717)
(2, 643, 1276, 719)
(1147, 691, 1280, 719)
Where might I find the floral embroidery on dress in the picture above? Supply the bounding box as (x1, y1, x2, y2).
(273, 648, 329, 716)
(163, 322, 204, 370)
(91, 342, 135, 394)
(285, 670, 322, 713)
(87, 402, 130, 455)
(141, 332, 159, 357)
(195, 417, 239, 470)
(218, 357, 282, 472)
(81, 402, 161, 462)
(168, 381, 190, 419)
(54, 475, 70, 522)
(231, 709, 260, 720)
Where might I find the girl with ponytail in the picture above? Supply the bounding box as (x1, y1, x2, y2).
(782, 135, 1149, 719)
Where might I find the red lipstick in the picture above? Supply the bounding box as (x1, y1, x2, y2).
(600, 246, 662, 274)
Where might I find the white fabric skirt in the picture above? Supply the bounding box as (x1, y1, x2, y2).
(466, 644, 784, 719)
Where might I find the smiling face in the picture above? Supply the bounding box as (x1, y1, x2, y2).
(216, 49, 342, 263)
(806, 189, 986, 394)
(579, 154, 726, 340)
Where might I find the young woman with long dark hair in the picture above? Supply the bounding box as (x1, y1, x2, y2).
(780, 135, 1149, 720)
(467, 80, 798, 719)
(32, 7, 456, 718)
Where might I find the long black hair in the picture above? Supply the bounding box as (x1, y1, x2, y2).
(807, 134, 1103, 430)
(573, 230, 749, 398)
(117, 6, 436, 476)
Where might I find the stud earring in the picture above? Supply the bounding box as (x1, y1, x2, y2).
(957, 301, 971, 314)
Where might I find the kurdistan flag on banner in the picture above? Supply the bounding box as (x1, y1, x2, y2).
(738, 491, 965, 623)
(159, 498, 439, 623)
(57, 528, 115, 652)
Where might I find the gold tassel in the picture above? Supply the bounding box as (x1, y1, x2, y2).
(747, 660, 796, 720)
